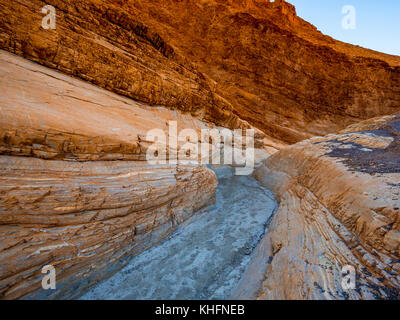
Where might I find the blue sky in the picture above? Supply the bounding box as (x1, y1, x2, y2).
(286, 0, 400, 56)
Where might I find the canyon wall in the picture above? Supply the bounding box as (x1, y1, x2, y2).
(234, 113, 400, 299)
(1, 0, 400, 144)
(0, 50, 219, 299)
(0, 0, 255, 135)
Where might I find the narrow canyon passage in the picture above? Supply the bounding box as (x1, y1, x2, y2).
(80, 167, 277, 300)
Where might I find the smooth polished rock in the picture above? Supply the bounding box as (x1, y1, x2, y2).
(234, 114, 400, 300)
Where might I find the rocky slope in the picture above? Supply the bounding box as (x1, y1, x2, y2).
(234, 113, 400, 299)
(1, 0, 399, 144)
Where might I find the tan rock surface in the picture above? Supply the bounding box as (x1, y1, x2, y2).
(234, 113, 400, 299)
(0, 51, 218, 299)
(0, 0, 257, 135)
(0, 50, 273, 158)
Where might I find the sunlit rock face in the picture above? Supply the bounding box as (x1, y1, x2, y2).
(1, 0, 400, 144)
(0, 158, 217, 300)
(0, 51, 218, 299)
(234, 114, 400, 300)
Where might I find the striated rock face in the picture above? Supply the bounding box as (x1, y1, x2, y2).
(0, 158, 216, 299)
(1, 0, 400, 144)
(234, 113, 400, 299)
(0, 0, 255, 135)
(0, 49, 229, 161)
(0, 51, 218, 299)
(129, 0, 400, 143)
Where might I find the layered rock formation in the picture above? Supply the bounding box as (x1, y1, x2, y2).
(0, 157, 216, 299)
(234, 113, 400, 299)
(0, 50, 219, 299)
(0, 0, 400, 300)
(1, 0, 400, 144)
(0, 0, 254, 135)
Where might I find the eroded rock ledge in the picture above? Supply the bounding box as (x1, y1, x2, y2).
(235, 114, 400, 300)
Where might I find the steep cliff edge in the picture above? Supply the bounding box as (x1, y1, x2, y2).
(1, 0, 399, 144)
(234, 113, 400, 299)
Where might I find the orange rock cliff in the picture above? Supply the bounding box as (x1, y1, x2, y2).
(1, 0, 399, 144)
